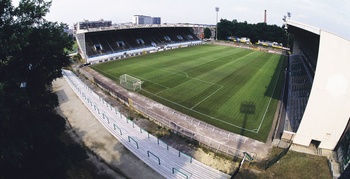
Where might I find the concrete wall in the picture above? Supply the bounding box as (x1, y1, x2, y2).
(293, 31, 350, 150)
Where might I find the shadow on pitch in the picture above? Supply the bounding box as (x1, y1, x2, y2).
(231, 101, 256, 178)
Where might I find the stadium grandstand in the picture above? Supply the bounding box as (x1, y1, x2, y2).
(282, 20, 350, 174)
(74, 18, 350, 176)
(74, 20, 215, 64)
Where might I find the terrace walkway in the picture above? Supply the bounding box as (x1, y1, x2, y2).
(62, 69, 230, 179)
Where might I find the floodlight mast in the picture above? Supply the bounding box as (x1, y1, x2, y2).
(215, 7, 219, 41)
(287, 12, 291, 20)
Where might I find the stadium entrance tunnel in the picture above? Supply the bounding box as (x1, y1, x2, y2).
(310, 139, 321, 148)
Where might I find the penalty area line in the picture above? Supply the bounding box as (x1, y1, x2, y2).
(190, 85, 223, 110)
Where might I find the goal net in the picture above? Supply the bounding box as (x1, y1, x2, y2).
(119, 74, 142, 91)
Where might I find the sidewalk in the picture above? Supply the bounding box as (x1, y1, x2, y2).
(53, 77, 163, 179)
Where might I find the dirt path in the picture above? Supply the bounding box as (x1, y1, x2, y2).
(53, 77, 164, 179)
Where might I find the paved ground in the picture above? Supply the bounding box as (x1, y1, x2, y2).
(53, 77, 163, 179)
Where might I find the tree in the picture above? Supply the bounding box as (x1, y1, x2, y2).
(216, 18, 288, 45)
(217, 19, 234, 40)
(204, 27, 212, 39)
(0, 1, 86, 178)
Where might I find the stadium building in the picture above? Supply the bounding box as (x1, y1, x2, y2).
(75, 22, 216, 64)
(133, 15, 161, 25)
(73, 19, 112, 35)
(74, 18, 350, 174)
(283, 20, 350, 173)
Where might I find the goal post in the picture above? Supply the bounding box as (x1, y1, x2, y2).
(119, 74, 142, 91)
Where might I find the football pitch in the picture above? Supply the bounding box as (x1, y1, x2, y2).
(91, 44, 286, 141)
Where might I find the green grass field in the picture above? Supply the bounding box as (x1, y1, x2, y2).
(91, 44, 286, 141)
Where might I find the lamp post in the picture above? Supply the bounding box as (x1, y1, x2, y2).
(215, 7, 219, 41)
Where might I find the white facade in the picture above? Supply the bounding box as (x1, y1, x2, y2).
(290, 21, 350, 150)
(133, 15, 160, 25)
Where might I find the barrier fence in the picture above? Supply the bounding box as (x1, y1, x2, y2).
(78, 68, 255, 160)
(64, 69, 230, 178)
(130, 99, 248, 159)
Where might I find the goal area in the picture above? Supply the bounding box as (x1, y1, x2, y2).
(119, 74, 142, 91)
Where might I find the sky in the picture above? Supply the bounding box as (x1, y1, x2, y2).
(12, 0, 350, 40)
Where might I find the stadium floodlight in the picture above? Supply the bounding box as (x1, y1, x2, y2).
(287, 12, 291, 20)
(120, 74, 142, 91)
(215, 7, 219, 41)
